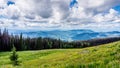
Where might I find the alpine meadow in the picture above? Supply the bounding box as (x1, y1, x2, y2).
(0, 0, 120, 68)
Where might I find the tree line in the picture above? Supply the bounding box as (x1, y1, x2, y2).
(0, 29, 120, 51)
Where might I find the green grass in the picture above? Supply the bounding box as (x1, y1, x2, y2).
(0, 41, 120, 68)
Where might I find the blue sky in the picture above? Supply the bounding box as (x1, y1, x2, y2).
(113, 5, 120, 12)
(7, 1, 15, 6)
(70, 0, 78, 8)
(0, 0, 120, 31)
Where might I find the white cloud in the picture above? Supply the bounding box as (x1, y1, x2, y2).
(0, 0, 120, 31)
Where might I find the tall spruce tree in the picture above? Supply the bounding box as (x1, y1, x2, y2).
(20, 33, 24, 50)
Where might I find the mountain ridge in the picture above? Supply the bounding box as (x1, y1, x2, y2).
(13, 29, 120, 41)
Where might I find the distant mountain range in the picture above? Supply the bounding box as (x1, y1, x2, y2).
(13, 29, 120, 41)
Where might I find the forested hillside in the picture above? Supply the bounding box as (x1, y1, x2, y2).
(0, 29, 120, 51)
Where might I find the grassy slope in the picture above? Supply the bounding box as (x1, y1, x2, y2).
(0, 41, 120, 68)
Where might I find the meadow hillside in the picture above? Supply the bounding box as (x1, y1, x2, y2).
(0, 41, 120, 68)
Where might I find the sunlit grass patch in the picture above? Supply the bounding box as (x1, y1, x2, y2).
(0, 41, 120, 68)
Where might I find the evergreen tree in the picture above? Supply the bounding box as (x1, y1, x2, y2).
(47, 41, 52, 49)
(10, 45, 19, 66)
(20, 33, 24, 50)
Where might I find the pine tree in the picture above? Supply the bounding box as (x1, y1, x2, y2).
(10, 45, 19, 66)
(20, 33, 24, 50)
(47, 41, 52, 49)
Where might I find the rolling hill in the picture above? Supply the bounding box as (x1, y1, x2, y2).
(0, 41, 120, 68)
(12, 29, 120, 41)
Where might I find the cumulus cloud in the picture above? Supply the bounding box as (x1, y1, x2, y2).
(0, 0, 120, 31)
